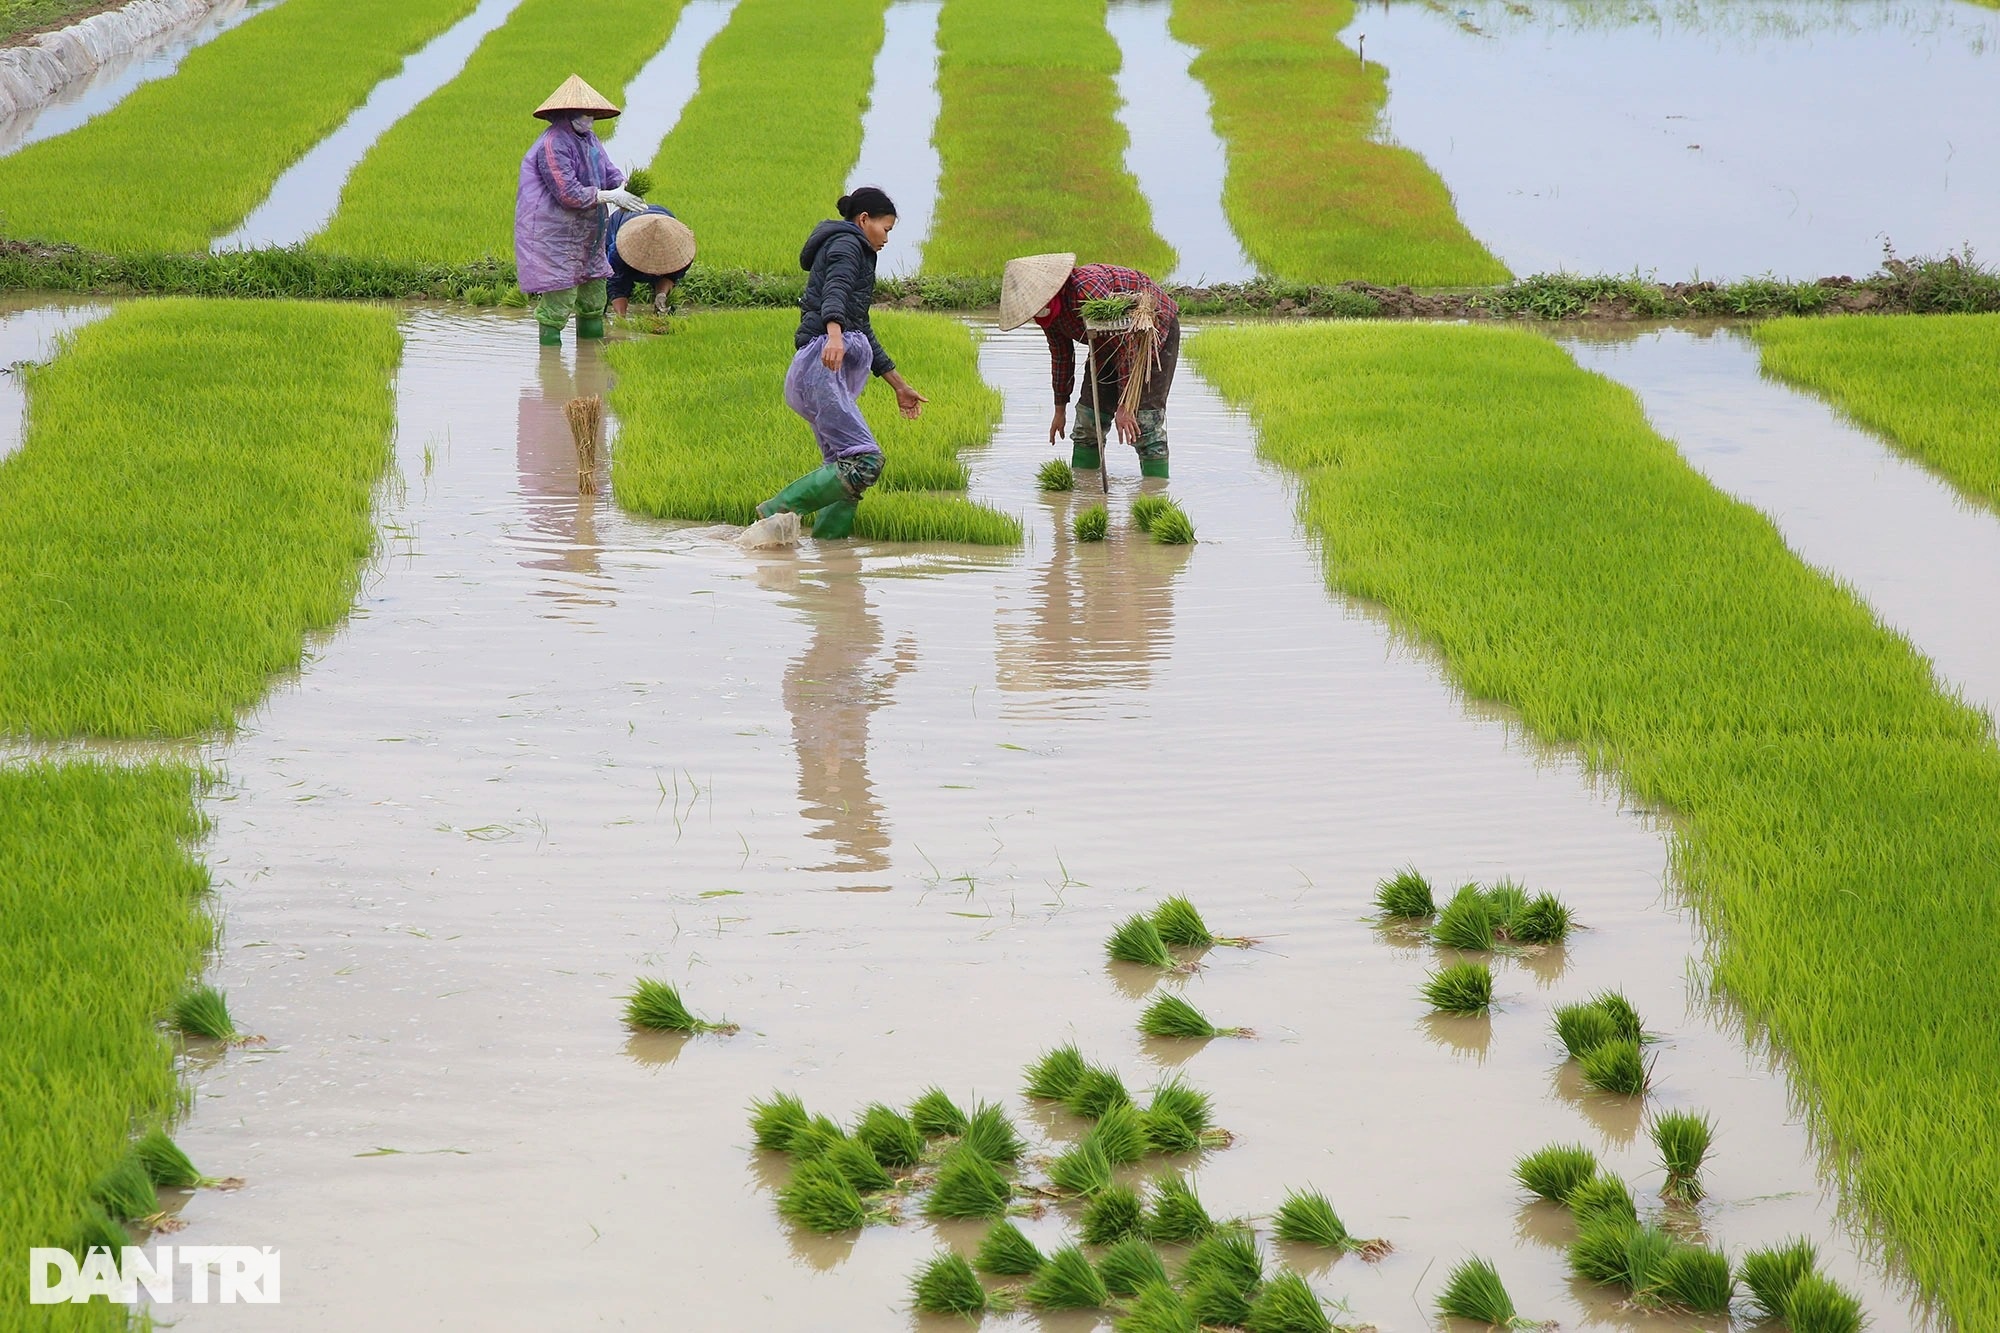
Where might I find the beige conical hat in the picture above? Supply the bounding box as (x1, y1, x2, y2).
(619, 212, 697, 275)
(535, 74, 621, 121)
(998, 252, 1076, 330)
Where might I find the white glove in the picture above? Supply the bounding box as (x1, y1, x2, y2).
(597, 187, 645, 214)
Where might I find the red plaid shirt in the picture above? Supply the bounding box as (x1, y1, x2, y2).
(1037, 265, 1180, 406)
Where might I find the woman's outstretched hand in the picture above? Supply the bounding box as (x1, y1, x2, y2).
(894, 382, 929, 420)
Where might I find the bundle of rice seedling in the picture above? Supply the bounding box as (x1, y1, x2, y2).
(1098, 1236, 1170, 1296)
(1066, 1066, 1134, 1120)
(1421, 960, 1494, 1013)
(1431, 884, 1495, 951)
(1150, 502, 1195, 545)
(910, 1087, 969, 1138)
(910, 1250, 989, 1315)
(1148, 1076, 1215, 1135)
(1118, 1279, 1199, 1333)
(824, 1137, 893, 1194)
(1139, 993, 1251, 1039)
(788, 1115, 847, 1160)
(1143, 1109, 1201, 1155)
(1088, 1102, 1151, 1166)
(1146, 1173, 1215, 1242)
(1579, 1038, 1647, 1095)
(1740, 1237, 1817, 1317)
(1082, 294, 1139, 323)
(777, 1158, 868, 1232)
(1245, 1270, 1333, 1333)
(1188, 1271, 1257, 1327)
(625, 168, 656, 198)
(1436, 1256, 1539, 1329)
(976, 1219, 1047, 1276)
(1566, 1173, 1638, 1225)
(1150, 895, 1253, 948)
(1651, 1243, 1734, 1313)
(1048, 1138, 1115, 1197)
(1503, 891, 1573, 944)
(1131, 493, 1172, 532)
(1372, 866, 1434, 918)
(1513, 1143, 1597, 1204)
(1589, 989, 1644, 1041)
(749, 1091, 811, 1150)
(1553, 1002, 1621, 1059)
(1026, 1244, 1109, 1309)
(1039, 458, 1075, 491)
(1482, 879, 1530, 924)
(622, 977, 735, 1033)
(566, 393, 604, 495)
(1183, 1226, 1263, 1293)
(1024, 1043, 1088, 1101)
(1273, 1188, 1351, 1250)
(73, 1204, 127, 1258)
(1785, 1272, 1863, 1333)
(962, 1102, 1027, 1164)
(1573, 1218, 1673, 1293)
(1649, 1109, 1714, 1203)
(170, 984, 237, 1041)
(925, 1146, 1012, 1219)
(92, 1155, 159, 1222)
(854, 1102, 924, 1169)
(1107, 914, 1178, 969)
(134, 1128, 208, 1189)
(1074, 504, 1110, 542)
(1082, 1182, 1147, 1243)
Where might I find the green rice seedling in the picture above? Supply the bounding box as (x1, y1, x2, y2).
(1579, 1039, 1647, 1096)
(1139, 993, 1251, 1039)
(1567, 1215, 1642, 1287)
(1589, 990, 1645, 1042)
(1421, 960, 1494, 1014)
(622, 977, 735, 1033)
(1504, 893, 1574, 945)
(1074, 504, 1110, 543)
(910, 1087, 969, 1138)
(1785, 1271, 1864, 1333)
(1372, 866, 1435, 918)
(1553, 1003, 1622, 1060)
(961, 1102, 1027, 1165)
(789, 1115, 848, 1160)
(1650, 1243, 1734, 1313)
(910, 1250, 990, 1316)
(1182, 1225, 1264, 1294)
(1435, 1256, 1539, 1330)
(171, 984, 238, 1042)
(750, 1092, 811, 1151)
(623, 168, 655, 199)
(854, 1103, 924, 1169)
(1086, 1103, 1150, 1167)
(1107, 913, 1177, 969)
(1619, 1223, 1676, 1294)
(976, 1220, 1046, 1276)
(1039, 458, 1076, 492)
(72, 1203, 128, 1259)
(824, 1136, 893, 1195)
(1047, 1138, 1114, 1198)
(1066, 1065, 1134, 1121)
(1513, 1143, 1598, 1204)
(1150, 895, 1254, 948)
(1188, 1270, 1257, 1328)
(1273, 1188, 1350, 1251)
(1082, 1183, 1146, 1244)
(846, 491, 1026, 545)
(1431, 883, 1496, 951)
(1025, 1244, 1109, 1309)
(1566, 1173, 1639, 1226)
(1482, 879, 1530, 925)
(776, 1158, 868, 1232)
(1147, 1075, 1216, 1136)
(1245, 1270, 1334, 1333)
(1145, 1172, 1216, 1242)
(1098, 1236, 1170, 1296)
(1142, 1108, 1201, 1156)
(1082, 294, 1139, 323)
(1131, 493, 1173, 533)
(926, 1146, 1013, 1220)
(1149, 503, 1196, 546)
(1740, 1237, 1818, 1316)
(134, 1128, 208, 1190)
(1649, 1109, 1714, 1203)
(92, 1154, 159, 1223)
(1024, 1043, 1088, 1101)
(1116, 1280, 1199, 1333)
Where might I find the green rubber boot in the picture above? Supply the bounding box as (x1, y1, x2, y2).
(537, 322, 562, 347)
(577, 314, 606, 340)
(757, 464, 850, 519)
(811, 499, 858, 539)
(1139, 455, 1170, 479)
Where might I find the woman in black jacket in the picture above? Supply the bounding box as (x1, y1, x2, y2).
(750, 187, 926, 541)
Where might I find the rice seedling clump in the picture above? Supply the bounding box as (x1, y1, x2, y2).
(1024, 1043, 1088, 1101)
(1074, 504, 1111, 542)
(1578, 1038, 1647, 1095)
(1131, 493, 1172, 532)
(1149, 502, 1196, 545)
(910, 1087, 970, 1138)
(1503, 892, 1574, 944)
(1244, 1270, 1333, 1333)
(1145, 1172, 1215, 1242)
(1087, 1102, 1151, 1166)
(777, 1158, 868, 1232)
(1513, 1143, 1597, 1204)
(1182, 1226, 1264, 1295)
(1118, 1280, 1200, 1333)
(1589, 989, 1644, 1042)
(91, 1156, 158, 1223)
(925, 1146, 1012, 1219)
(788, 1115, 847, 1160)
(855, 1102, 924, 1168)
(1148, 1076, 1215, 1136)
(823, 1137, 893, 1194)
(622, 978, 735, 1033)
(1139, 993, 1251, 1039)
(1107, 913, 1178, 969)
(1566, 1173, 1638, 1225)
(911, 1250, 990, 1316)
(1553, 1002, 1622, 1059)
(976, 1219, 1046, 1276)
(1373, 866, 1434, 918)
(1421, 960, 1494, 1014)
(1048, 1138, 1115, 1197)
(133, 1128, 207, 1190)
(1651, 1243, 1735, 1313)
(962, 1102, 1028, 1164)
(1785, 1271, 1864, 1333)
(1026, 1244, 1109, 1309)
(1066, 1065, 1134, 1120)
(1082, 1183, 1146, 1244)
(1431, 883, 1496, 951)
(1436, 1256, 1538, 1330)
(1740, 1237, 1818, 1316)
(171, 985, 238, 1042)
(1188, 1270, 1257, 1327)
(1098, 1236, 1170, 1296)
(1039, 458, 1076, 491)
(1649, 1109, 1714, 1203)
(1272, 1188, 1353, 1251)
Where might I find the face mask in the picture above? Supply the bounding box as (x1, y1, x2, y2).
(568, 114, 593, 132)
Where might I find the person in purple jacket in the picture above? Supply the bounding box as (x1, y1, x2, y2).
(515, 75, 646, 347)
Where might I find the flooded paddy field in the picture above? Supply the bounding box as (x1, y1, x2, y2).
(136, 307, 1941, 1329)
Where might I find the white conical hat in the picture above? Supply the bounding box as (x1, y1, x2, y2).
(998, 253, 1076, 330)
(619, 213, 697, 275)
(535, 75, 621, 121)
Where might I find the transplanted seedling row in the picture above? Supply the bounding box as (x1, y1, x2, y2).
(1068, 492, 1198, 547)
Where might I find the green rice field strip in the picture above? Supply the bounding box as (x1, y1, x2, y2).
(312, 0, 689, 264)
(923, 0, 1173, 278)
(0, 762, 213, 1320)
(1189, 321, 2000, 1327)
(610, 309, 1018, 542)
(0, 0, 483, 254)
(1171, 0, 1509, 286)
(645, 0, 890, 274)
(1755, 313, 2000, 511)
(0, 298, 401, 738)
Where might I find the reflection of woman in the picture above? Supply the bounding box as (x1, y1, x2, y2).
(513, 345, 610, 600)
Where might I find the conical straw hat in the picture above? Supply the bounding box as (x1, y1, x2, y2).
(998, 252, 1076, 330)
(535, 74, 621, 120)
(619, 213, 697, 275)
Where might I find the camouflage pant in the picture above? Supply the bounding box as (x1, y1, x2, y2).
(1071, 319, 1177, 464)
(1071, 406, 1169, 462)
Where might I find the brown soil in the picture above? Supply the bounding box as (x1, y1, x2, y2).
(2, 0, 146, 47)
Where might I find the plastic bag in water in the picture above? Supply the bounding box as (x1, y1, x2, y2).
(736, 511, 800, 550)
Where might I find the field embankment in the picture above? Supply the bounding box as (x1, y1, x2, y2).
(1754, 312, 2000, 512)
(311, 0, 687, 264)
(923, 0, 1171, 279)
(609, 308, 1018, 542)
(0, 0, 483, 253)
(1189, 321, 2000, 1329)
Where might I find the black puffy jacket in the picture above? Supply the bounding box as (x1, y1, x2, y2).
(795, 220, 894, 377)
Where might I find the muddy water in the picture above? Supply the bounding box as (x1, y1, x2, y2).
(0, 296, 108, 463)
(154, 308, 1930, 1329)
(600, 0, 738, 174)
(0, 0, 278, 157)
(1358, 0, 2000, 279)
(852, 0, 941, 280)
(1564, 325, 2000, 722)
(1105, 0, 1254, 285)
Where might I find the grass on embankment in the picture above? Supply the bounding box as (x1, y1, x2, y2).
(0, 0, 482, 253)
(1754, 312, 2000, 511)
(923, 0, 1172, 279)
(1171, 0, 1507, 287)
(0, 762, 213, 1321)
(0, 298, 400, 738)
(1189, 321, 2000, 1328)
(0, 0, 102, 41)
(646, 0, 888, 274)
(312, 0, 686, 264)
(610, 309, 1017, 541)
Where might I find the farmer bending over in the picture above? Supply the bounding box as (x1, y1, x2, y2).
(515, 75, 646, 346)
(999, 253, 1182, 479)
(607, 205, 696, 316)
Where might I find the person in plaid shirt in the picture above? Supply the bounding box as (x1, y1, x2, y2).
(997, 254, 1182, 479)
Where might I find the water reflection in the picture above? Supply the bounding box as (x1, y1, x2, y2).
(514, 343, 613, 613)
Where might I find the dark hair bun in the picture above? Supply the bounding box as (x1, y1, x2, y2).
(836, 193, 855, 215)
(837, 185, 897, 221)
